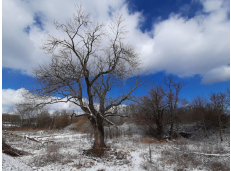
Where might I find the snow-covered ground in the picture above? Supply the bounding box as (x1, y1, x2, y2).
(2, 153, 33, 171)
(2, 128, 230, 171)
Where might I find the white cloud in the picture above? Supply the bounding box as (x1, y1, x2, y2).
(140, 0, 229, 82)
(2, 0, 128, 75)
(2, 88, 26, 113)
(201, 65, 230, 84)
(2, 88, 128, 114)
(2, 88, 83, 113)
(203, 0, 223, 12)
(45, 102, 83, 114)
(2, 0, 230, 83)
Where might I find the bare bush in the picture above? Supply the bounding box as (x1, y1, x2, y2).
(54, 114, 71, 129)
(45, 144, 61, 162)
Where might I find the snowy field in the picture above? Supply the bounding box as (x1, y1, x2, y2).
(2, 128, 230, 171)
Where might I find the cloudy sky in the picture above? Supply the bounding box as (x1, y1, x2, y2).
(2, 0, 230, 113)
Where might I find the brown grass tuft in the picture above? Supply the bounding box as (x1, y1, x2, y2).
(71, 116, 93, 133)
(133, 136, 168, 143)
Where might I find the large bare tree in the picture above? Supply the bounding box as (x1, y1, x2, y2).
(19, 5, 143, 150)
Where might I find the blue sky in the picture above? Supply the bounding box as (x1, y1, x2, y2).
(2, 0, 230, 113)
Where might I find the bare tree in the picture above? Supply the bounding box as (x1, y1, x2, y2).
(16, 94, 42, 128)
(209, 91, 229, 142)
(134, 77, 186, 140)
(135, 85, 168, 139)
(164, 76, 186, 140)
(18, 5, 143, 150)
(191, 96, 209, 138)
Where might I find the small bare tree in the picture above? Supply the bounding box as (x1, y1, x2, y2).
(136, 85, 168, 139)
(16, 95, 42, 128)
(191, 95, 209, 138)
(209, 91, 229, 142)
(164, 76, 186, 140)
(135, 77, 185, 140)
(18, 5, 143, 150)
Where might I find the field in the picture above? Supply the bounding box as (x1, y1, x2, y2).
(2, 124, 230, 171)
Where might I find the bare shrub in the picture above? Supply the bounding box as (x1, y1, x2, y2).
(30, 147, 61, 168)
(54, 113, 71, 129)
(45, 144, 61, 162)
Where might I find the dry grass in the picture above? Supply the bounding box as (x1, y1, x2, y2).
(160, 139, 230, 171)
(30, 143, 62, 167)
(70, 116, 93, 133)
(133, 136, 168, 143)
(3, 127, 49, 132)
(3, 127, 229, 171)
(141, 161, 159, 171)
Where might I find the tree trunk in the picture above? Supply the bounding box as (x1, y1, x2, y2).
(219, 129, 223, 142)
(156, 118, 163, 140)
(2, 139, 28, 156)
(109, 126, 112, 139)
(169, 122, 174, 140)
(92, 117, 106, 150)
(202, 114, 209, 138)
(218, 114, 223, 142)
(157, 123, 163, 140)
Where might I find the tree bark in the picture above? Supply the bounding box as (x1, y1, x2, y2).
(169, 122, 174, 140)
(156, 110, 164, 140)
(2, 139, 28, 157)
(92, 117, 106, 150)
(219, 129, 223, 142)
(202, 114, 209, 138)
(156, 121, 163, 140)
(218, 114, 223, 142)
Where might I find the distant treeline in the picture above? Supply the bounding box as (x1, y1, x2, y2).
(2, 84, 230, 142)
(2, 110, 72, 130)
